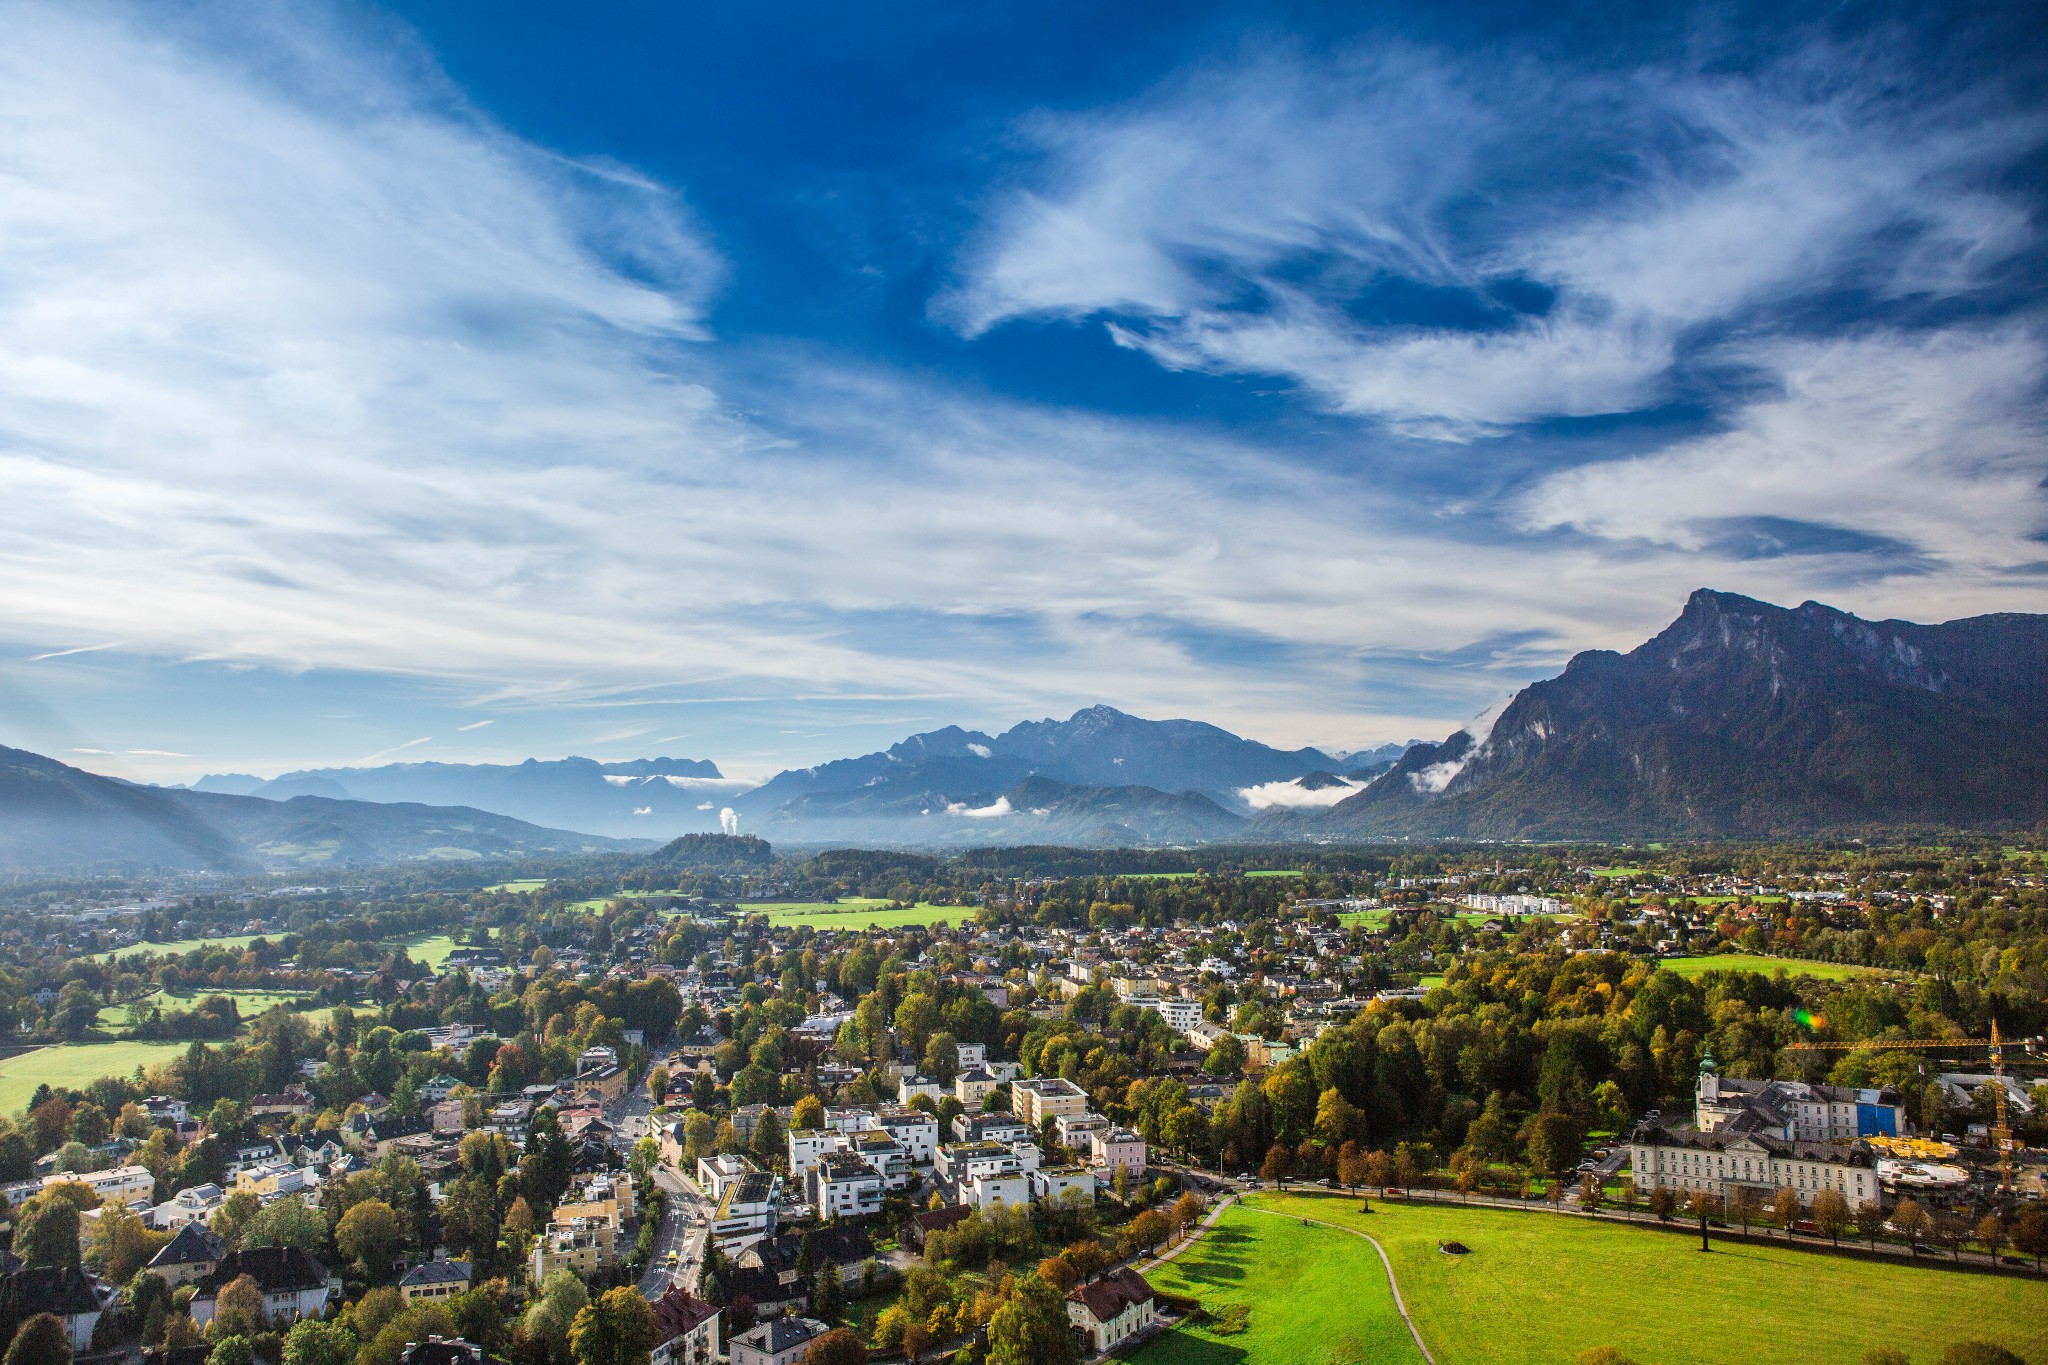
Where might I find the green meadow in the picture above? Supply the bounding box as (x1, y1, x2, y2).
(103, 933, 266, 962)
(1657, 953, 1890, 981)
(738, 900, 974, 930)
(1129, 1192, 2045, 1365)
(0, 1042, 196, 1117)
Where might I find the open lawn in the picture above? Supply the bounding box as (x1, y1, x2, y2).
(1244, 870, 1304, 879)
(1217, 1192, 2046, 1365)
(103, 933, 265, 962)
(486, 878, 548, 893)
(737, 900, 975, 930)
(397, 934, 460, 968)
(96, 988, 315, 1028)
(1126, 1202, 1426, 1365)
(0, 1042, 195, 1116)
(1337, 908, 1392, 929)
(1657, 953, 1890, 981)
(1590, 866, 1644, 878)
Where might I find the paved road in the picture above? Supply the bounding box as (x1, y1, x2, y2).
(638, 1163, 713, 1300)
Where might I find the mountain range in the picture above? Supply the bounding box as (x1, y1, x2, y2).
(8, 589, 2046, 866)
(1290, 589, 2048, 839)
(188, 756, 750, 839)
(0, 745, 647, 872)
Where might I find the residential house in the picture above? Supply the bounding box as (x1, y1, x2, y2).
(727, 1316, 829, 1365)
(0, 1264, 108, 1352)
(805, 1151, 884, 1221)
(400, 1259, 472, 1303)
(190, 1247, 338, 1327)
(146, 1223, 226, 1288)
(1012, 1077, 1087, 1127)
(1066, 1268, 1159, 1354)
(528, 1219, 618, 1286)
(152, 1183, 224, 1230)
(649, 1284, 720, 1365)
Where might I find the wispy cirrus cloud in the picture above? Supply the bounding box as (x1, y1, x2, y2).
(941, 46, 2044, 438)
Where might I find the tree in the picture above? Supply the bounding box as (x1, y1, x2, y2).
(1170, 1191, 1204, 1236)
(3, 1313, 71, 1365)
(210, 1190, 261, 1250)
(1037, 1256, 1079, 1291)
(1579, 1175, 1604, 1215)
(569, 1286, 661, 1365)
(986, 1273, 1079, 1365)
(206, 1339, 254, 1365)
(282, 1317, 358, 1365)
(1812, 1190, 1850, 1247)
(1521, 1112, 1582, 1182)
(14, 1192, 81, 1267)
(802, 1327, 868, 1365)
(335, 1199, 405, 1283)
(213, 1273, 266, 1337)
(1769, 1187, 1803, 1237)
(2010, 1207, 2048, 1268)
(647, 1067, 670, 1108)
(243, 1197, 328, 1255)
(901, 1320, 933, 1364)
(814, 1263, 843, 1320)
(88, 1200, 167, 1283)
(1976, 1214, 2008, 1264)
(1892, 1198, 1931, 1254)
(1260, 1143, 1292, 1189)
(1728, 1187, 1761, 1240)
(792, 1095, 825, 1132)
(1128, 1210, 1171, 1256)
(1938, 1345, 2026, 1365)
(1203, 1034, 1247, 1078)
(524, 1269, 589, 1351)
(1648, 1186, 1677, 1221)
(1856, 1198, 1889, 1249)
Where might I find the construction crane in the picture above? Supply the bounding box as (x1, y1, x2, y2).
(1785, 1023, 2041, 1195)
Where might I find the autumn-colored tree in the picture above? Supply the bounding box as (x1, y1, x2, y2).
(1648, 1186, 1677, 1220)
(14, 1190, 81, 1267)
(1892, 1199, 1931, 1253)
(1770, 1187, 1803, 1235)
(1260, 1143, 1292, 1189)
(1856, 1198, 1889, 1248)
(1811, 1190, 1850, 1247)
(1036, 1256, 1078, 1292)
(901, 1320, 933, 1365)
(1170, 1191, 1204, 1235)
(212, 1273, 266, 1338)
(801, 1327, 868, 1365)
(792, 1095, 825, 1133)
(335, 1199, 406, 1283)
(569, 1286, 661, 1365)
(1127, 1210, 1171, 1256)
(1976, 1214, 2008, 1263)
(986, 1273, 1078, 1365)
(1058, 1239, 1109, 1284)
(2010, 1206, 2048, 1268)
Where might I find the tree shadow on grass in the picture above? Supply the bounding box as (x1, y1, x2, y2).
(1120, 1328, 1250, 1364)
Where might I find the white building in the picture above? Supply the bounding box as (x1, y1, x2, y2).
(1012, 1077, 1088, 1127)
(1067, 1269, 1159, 1354)
(806, 1151, 884, 1221)
(1629, 1125, 1878, 1206)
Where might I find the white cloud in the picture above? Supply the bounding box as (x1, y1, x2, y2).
(1239, 777, 1360, 810)
(946, 796, 1014, 818)
(945, 48, 2044, 437)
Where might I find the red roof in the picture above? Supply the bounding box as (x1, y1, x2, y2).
(651, 1284, 718, 1340)
(1068, 1267, 1155, 1324)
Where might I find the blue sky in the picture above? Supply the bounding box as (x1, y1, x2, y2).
(1, 0, 2045, 784)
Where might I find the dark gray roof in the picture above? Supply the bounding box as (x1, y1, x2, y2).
(150, 1223, 226, 1267)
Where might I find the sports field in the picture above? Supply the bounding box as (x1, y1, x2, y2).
(1128, 1192, 2046, 1365)
(737, 900, 974, 930)
(103, 933, 265, 962)
(0, 1042, 195, 1117)
(1657, 953, 1889, 981)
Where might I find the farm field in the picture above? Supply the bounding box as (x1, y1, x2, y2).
(103, 933, 265, 962)
(487, 878, 548, 893)
(0, 1041, 195, 1116)
(1126, 1202, 1426, 1365)
(1657, 953, 1890, 981)
(738, 900, 975, 930)
(1206, 1192, 2047, 1365)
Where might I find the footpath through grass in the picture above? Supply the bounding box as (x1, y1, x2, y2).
(1125, 1201, 1426, 1365)
(1233, 1191, 2045, 1365)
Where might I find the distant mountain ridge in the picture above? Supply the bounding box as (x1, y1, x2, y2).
(0, 746, 647, 871)
(1292, 590, 2048, 838)
(734, 704, 1330, 845)
(190, 755, 745, 839)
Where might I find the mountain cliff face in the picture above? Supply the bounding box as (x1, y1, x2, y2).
(0, 746, 648, 871)
(1302, 590, 2048, 838)
(755, 773, 1245, 848)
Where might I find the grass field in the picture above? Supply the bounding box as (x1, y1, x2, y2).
(1128, 1202, 1426, 1365)
(736, 900, 975, 930)
(1162, 1192, 2048, 1365)
(487, 878, 548, 893)
(96, 988, 313, 1028)
(397, 934, 460, 968)
(103, 933, 265, 962)
(1244, 870, 1304, 879)
(1590, 866, 1645, 878)
(1657, 954, 1890, 981)
(0, 1042, 196, 1116)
